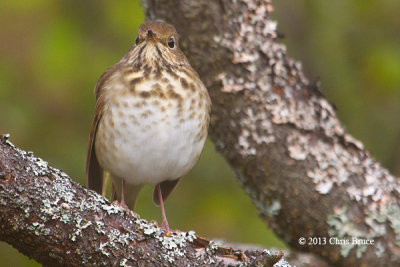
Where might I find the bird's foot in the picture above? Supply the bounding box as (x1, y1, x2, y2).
(161, 220, 170, 232)
(120, 199, 129, 211)
(152, 220, 173, 234)
(161, 220, 181, 235)
(112, 200, 130, 211)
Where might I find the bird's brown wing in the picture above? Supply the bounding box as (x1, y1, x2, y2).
(85, 64, 120, 193)
(153, 179, 181, 206)
(85, 99, 104, 194)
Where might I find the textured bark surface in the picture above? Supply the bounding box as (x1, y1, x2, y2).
(0, 135, 289, 266)
(141, 0, 400, 266)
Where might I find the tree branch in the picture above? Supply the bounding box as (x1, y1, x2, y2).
(0, 135, 289, 266)
(141, 0, 400, 265)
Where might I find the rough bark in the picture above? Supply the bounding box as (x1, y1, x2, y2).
(0, 135, 289, 266)
(141, 0, 400, 266)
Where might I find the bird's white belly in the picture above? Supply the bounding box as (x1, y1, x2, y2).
(95, 95, 206, 185)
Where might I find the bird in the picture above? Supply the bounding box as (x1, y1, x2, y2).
(85, 21, 211, 230)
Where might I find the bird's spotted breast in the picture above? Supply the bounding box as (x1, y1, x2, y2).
(95, 66, 209, 185)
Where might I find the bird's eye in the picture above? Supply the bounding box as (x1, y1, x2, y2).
(135, 36, 139, 45)
(168, 38, 175, 48)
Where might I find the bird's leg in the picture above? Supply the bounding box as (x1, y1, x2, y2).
(120, 179, 129, 210)
(157, 184, 170, 231)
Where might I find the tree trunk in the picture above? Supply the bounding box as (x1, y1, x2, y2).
(141, 0, 400, 266)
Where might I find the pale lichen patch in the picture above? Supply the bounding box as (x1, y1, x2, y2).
(101, 204, 123, 215)
(30, 222, 48, 236)
(70, 216, 92, 241)
(266, 200, 281, 217)
(206, 240, 220, 255)
(237, 107, 275, 156)
(328, 197, 400, 258)
(95, 221, 106, 235)
(99, 242, 110, 257)
(136, 218, 199, 263)
(254, 198, 281, 218)
(286, 132, 309, 161)
(327, 206, 366, 257)
(119, 258, 128, 266)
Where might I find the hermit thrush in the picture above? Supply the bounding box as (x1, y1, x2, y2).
(85, 21, 210, 230)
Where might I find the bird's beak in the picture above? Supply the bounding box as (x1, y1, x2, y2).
(145, 29, 157, 42)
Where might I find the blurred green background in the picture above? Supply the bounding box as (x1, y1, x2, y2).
(0, 0, 399, 266)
